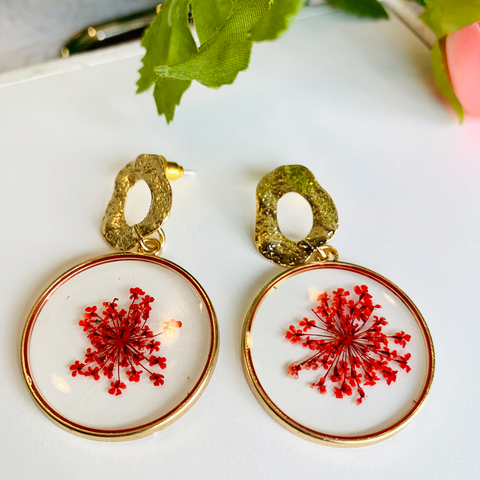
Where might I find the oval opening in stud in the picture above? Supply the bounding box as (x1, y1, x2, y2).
(277, 192, 313, 242)
(124, 180, 152, 226)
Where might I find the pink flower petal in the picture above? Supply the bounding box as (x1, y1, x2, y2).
(446, 22, 480, 116)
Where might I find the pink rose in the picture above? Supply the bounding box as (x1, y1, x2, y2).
(446, 21, 480, 116)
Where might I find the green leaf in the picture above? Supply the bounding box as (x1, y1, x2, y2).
(326, 0, 388, 19)
(137, 0, 196, 93)
(192, 0, 233, 44)
(250, 0, 306, 42)
(153, 78, 192, 123)
(421, 0, 480, 37)
(137, 0, 197, 122)
(154, 0, 272, 88)
(431, 39, 464, 122)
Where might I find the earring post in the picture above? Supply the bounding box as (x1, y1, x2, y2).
(165, 162, 195, 180)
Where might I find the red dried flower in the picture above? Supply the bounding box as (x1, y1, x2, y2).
(69, 360, 85, 377)
(285, 285, 411, 405)
(108, 380, 126, 396)
(149, 373, 165, 386)
(70, 287, 182, 396)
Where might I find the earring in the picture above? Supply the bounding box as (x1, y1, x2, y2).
(21, 154, 219, 441)
(242, 165, 434, 447)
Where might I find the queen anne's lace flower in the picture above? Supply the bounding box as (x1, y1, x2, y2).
(286, 285, 411, 405)
(70, 288, 182, 396)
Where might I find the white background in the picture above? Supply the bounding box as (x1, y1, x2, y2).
(0, 6, 479, 480)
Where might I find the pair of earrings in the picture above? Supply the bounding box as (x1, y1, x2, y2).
(21, 155, 434, 446)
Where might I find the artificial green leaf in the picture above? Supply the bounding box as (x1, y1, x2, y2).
(153, 78, 192, 123)
(326, 0, 388, 19)
(250, 0, 305, 42)
(421, 0, 480, 37)
(419, 9, 436, 32)
(137, 0, 198, 123)
(155, 0, 272, 87)
(431, 39, 464, 122)
(137, 0, 196, 93)
(192, 0, 233, 44)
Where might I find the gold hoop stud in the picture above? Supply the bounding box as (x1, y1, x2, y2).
(102, 155, 190, 254)
(255, 165, 339, 267)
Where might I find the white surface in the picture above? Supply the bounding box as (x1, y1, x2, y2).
(0, 7, 479, 480)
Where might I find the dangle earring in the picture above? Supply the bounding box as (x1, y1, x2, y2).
(22, 154, 219, 441)
(242, 165, 434, 447)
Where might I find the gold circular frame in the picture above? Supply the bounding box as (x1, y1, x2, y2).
(22, 252, 219, 442)
(242, 261, 435, 447)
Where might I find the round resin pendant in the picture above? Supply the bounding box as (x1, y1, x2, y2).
(22, 253, 218, 440)
(242, 261, 434, 447)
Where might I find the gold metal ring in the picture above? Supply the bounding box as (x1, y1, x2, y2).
(135, 226, 165, 256)
(316, 245, 339, 262)
(138, 237, 160, 254)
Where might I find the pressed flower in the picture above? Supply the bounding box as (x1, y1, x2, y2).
(108, 380, 126, 396)
(69, 287, 182, 396)
(149, 373, 165, 386)
(69, 360, 85, 377)
(286, 285, 411, 405)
